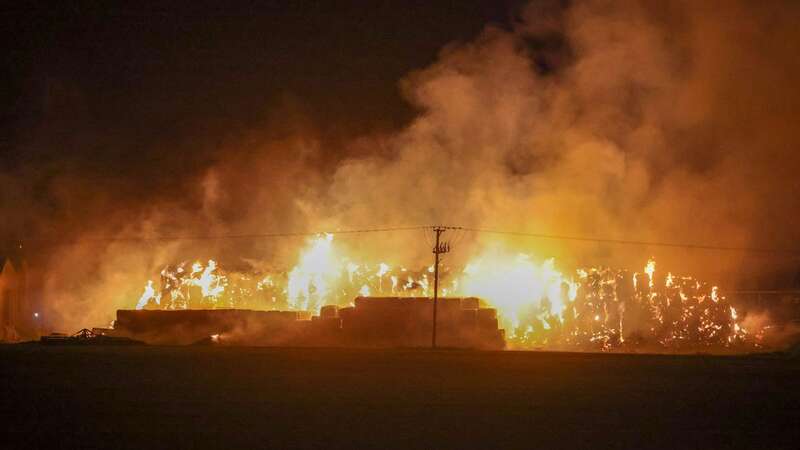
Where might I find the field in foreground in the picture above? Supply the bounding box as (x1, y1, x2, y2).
(1, 345, 798, 449)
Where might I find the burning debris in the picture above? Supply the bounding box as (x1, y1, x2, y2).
(40, 328, 144, 346)
(131, 235, 755, 352)
(137, 259, 228, 310)
(514, 260, 748, 352)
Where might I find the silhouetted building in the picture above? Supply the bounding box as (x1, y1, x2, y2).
(0, 256, 28, 341)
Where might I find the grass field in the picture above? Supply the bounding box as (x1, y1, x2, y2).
(1, 345, 798, 449)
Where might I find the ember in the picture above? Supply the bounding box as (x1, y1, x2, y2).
(132, 234, 754, 351)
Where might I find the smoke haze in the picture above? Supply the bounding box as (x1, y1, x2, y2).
(3, 0, 800, 330)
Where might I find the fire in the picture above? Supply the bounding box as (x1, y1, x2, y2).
(458, 248, 574, 333)
(135, 280, 160, 310)
(376, 263, 390, 277)
(131, 234, 755, 351)
(645, 258, 656, 288)
(454, 251, 748, 350)
(136, 259, 227, 310)
(191, 260, 225, 299)
(287, 233, 338, 312)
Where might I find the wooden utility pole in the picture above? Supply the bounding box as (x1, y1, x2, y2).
(431, 226, 450, 348)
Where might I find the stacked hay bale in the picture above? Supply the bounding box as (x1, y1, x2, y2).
(342, 296, 505, 349)
(114, 309, 309, 346)
(114, 297, 506, 349)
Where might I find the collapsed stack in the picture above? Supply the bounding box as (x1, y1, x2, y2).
(113, 297, 505, 349)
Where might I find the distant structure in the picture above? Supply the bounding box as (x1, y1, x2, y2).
(0, 255, 28, 341)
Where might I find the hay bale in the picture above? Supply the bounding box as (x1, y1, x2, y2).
(115, 309, 243, 345)
(321, 317, 342, 330)
(280, 311, 300, 321)
(477, 308, 497, 320)
(338, 306, 355, 320)
(478, 317, 499, 331)
(459, 309, 477, 327)
(460, 297, 480, 310)
(320, 305, 339, 319)
(438, 298, 461, 310)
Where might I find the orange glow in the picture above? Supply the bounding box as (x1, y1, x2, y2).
(131, 235, 752, 350)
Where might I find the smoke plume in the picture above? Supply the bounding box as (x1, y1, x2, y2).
(3, 0, 800, 330)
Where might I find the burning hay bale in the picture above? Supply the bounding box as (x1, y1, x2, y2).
(129, 234, 755, 352)
(513, 261, 748, 352)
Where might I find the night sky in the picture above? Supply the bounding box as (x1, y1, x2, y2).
(2, 1, 528, 161)
(0, 0, 534, 249)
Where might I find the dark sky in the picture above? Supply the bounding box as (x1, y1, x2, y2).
(1, 0, 529, 153)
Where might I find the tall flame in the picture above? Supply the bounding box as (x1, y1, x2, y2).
(131, 234, 754, 350)
(287, 234, 338, 312)
(135, 280, 160, 310)
(192, 260, 225, 299)
(459, 250, 574, 332)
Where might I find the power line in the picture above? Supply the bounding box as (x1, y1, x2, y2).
(457, 226, 800, 256)
(430, 226, 451, 349)
(16, 224, 800, 255)
(19, 226, 430, 247)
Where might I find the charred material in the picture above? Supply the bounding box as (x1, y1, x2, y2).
(40, 328, 144, 346)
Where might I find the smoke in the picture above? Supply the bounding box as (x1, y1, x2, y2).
(323, 0, 800, 275)
(4, 0, 800, 330)
(741, 310, 800, 351)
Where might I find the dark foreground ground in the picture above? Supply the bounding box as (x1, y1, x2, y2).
(1, 345, 798, 449)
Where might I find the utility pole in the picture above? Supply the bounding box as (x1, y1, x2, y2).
(431, 226, 450, 348)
